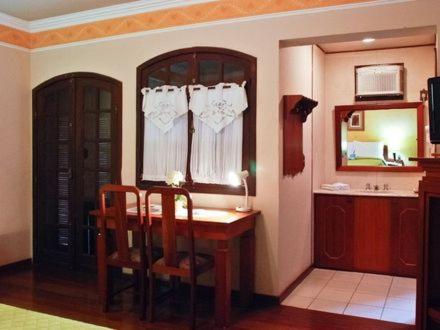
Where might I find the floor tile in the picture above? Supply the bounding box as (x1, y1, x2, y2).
(381, 308, 415, 324)
(350, 292, 387, 308)
(332, 271, 363, 283)
(308, 298, 347, 314)
(388, 285, 416, 300)
(326, 278, 359, 291)
(302, 277, 330, 287)
(317, 287, 354, 303)
(392, 277, 416, 289)
(293, 283, 325, 298)
(356, 282, 390, 296)
(385, 297, 416, 312)
(343, 303, 383, 319)
(308, 268, 335, 280)
(281, 295, 314, 308)
(362, 273, 393, 286)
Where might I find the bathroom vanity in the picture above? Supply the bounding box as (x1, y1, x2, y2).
(314, 189, 419, 277)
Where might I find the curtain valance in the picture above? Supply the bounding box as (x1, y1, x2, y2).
(189, 82, 248, 133)
(141, 85, 188, 133)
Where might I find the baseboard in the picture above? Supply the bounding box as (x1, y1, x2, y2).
(278, 265, 314, 303)
(0, 259, 32, 273)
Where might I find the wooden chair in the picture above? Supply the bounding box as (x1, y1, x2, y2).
(145, 187, 214, 329)
(98, 184, 147, 319)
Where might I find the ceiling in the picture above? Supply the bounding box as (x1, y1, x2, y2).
(319, 34, 436, 53)
(0, 0, 138, 21)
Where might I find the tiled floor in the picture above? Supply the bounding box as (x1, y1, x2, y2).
(281, 268, 416, 325)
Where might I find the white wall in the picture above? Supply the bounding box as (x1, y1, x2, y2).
(278, 46, 313, 293)
(278, 45, 326, 294)
(0, 45, 31, 266)
(323, 46, 436, 190)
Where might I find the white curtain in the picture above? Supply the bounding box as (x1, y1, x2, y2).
(142, 115, 188, 181)
(189, 82, 247, 184)
(142, 86, 188, 181)
(190, 115, 243, 184)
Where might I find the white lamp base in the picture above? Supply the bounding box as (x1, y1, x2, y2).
(235, 206, 252, 212)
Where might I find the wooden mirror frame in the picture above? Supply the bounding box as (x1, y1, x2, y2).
(335, 102, 424, 172)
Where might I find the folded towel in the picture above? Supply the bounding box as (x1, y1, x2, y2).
(321, 183, 350, 191)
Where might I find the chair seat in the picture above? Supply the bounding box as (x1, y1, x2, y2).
(154, 252, 214, 273)
(108, 247, 163, 265)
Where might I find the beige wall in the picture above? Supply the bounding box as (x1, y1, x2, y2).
(0, 45, 31, 266)
(278, 45, 313, 293)
(324, 46, 436, 190)
(278, 45, 326, 294)
(23, 0, 440, 295)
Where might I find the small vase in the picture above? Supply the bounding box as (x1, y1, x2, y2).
(175, 199, 184, 210)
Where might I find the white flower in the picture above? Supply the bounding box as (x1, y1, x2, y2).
(165, 170, 184, 187)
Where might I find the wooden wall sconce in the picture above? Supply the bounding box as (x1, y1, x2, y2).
(283, 95, 318, 177)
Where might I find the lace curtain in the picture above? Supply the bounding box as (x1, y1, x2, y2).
(141, 82, 248, 184)
(141, 86, 188, 181)
(189, 82, 247, 184)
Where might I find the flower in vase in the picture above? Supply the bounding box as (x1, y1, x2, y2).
(165, 170, 184, 187)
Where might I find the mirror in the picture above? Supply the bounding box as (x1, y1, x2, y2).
(335, 102, 424, 171)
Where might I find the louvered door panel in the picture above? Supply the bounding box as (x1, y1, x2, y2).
(75, 78, 121, 270)
(34, 79, 75, 266)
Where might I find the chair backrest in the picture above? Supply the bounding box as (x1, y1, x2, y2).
(145, 187, 195, 273)
(99, 184, 144, 264)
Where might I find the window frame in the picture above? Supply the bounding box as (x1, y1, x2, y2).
(136, 47, 256, 196)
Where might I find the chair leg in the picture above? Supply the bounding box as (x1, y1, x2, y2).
(190, 279, 196, 330)
(101, 265, 110, 312)
(148, 273, 155, 323)
(140, 269, 147, 320)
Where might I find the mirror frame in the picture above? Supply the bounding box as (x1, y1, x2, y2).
(335, 102, 424, 172)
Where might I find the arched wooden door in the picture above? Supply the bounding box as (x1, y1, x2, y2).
(33, 72, 122, 270)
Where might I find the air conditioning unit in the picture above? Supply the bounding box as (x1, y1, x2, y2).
(355, 63, 404, 101)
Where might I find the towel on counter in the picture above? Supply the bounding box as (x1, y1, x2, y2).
(321, 183, 351, 191)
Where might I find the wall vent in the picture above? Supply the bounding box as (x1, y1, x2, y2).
(355, 63, 404, 101)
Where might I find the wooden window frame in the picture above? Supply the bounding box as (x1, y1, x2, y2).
(136, 47, 256, 196)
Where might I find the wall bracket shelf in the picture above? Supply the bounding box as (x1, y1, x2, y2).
(283, 95, 318, 177)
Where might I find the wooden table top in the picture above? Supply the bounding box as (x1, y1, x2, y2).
(90, 203, 260, 226)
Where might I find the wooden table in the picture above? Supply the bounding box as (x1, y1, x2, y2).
(91, 205, 260, 327)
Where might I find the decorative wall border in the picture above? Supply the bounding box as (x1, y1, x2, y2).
(0, 0, 404, 50)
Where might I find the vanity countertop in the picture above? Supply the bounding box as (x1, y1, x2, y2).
(314, 188, 418, 198)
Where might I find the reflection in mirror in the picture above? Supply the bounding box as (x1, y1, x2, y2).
(336, 103, 424, 171)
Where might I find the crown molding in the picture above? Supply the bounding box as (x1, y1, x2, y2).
(30, 0, 414, 53)
(0, 11, 29, 31)
(28, 0, 216, 32)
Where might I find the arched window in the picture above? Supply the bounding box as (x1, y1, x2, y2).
(136, 47, 256, 195)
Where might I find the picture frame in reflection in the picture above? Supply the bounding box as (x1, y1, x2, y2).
(348, 111, 365, 131)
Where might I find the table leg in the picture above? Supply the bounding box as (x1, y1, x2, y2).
(215, 240, 231, 327)
(240, 228, 255, 307)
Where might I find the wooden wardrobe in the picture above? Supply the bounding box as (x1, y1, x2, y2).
(33, 73, 122, 270)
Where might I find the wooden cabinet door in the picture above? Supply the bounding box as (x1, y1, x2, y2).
(314, 195, 354, 270)
(391, 197, 420, 277)
(34, 78, 75, 267)
(354, 197, 392, 273)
